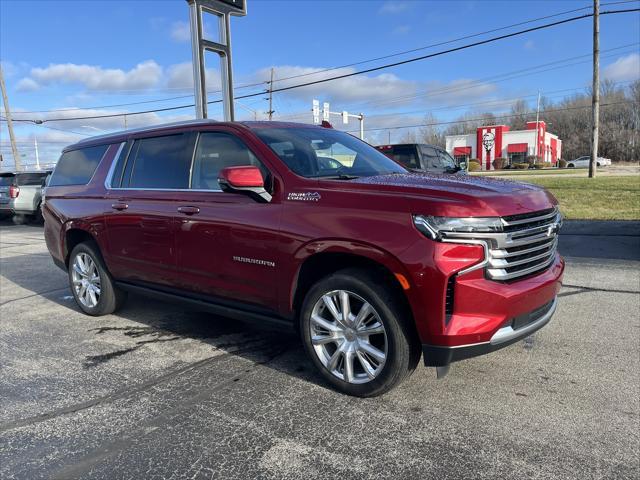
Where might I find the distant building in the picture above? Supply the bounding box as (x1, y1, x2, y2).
(445, 121, 562, 170)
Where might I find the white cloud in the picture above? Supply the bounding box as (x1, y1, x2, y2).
(379, 1, 411, 14)
(524, 40, 535, 51)
(170, 21, 191, 42)
(166, 62, 221, 91)
(24, 61, 163, 92)
(16, 78, 40, 92)
(251, 65, 418, 105)
(603, 53, 640, 82)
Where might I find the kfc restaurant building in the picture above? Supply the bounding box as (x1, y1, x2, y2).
(445, 121, 562, 170)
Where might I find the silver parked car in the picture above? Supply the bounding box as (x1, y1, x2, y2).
(0, 170, 51, 222)
(566, 156, 612, 168)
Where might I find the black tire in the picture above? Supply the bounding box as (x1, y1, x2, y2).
(12, 214, 28, 225)
(300, 268, 420, 397)
(31, 203, 44, 224)
(568, 163, 574, 168)
(68, 241, 127, 316)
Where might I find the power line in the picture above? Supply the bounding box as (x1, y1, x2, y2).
(6, 2, 638, 116)
(0, 3, 609, 115)
(247, 1, 640, 86)
(258, 9, 639, 98)
(277, 79, 635, 122)
(347, 100, 636, 133)
(3, 8, 638, 125)
(338, 46, 638, 110)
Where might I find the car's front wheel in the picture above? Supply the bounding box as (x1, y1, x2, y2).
(68, 242, 127, 316)
(300, 268, 419, 397)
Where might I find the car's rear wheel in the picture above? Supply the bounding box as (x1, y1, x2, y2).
(31, 203, 44, 224)
(68, 242, 127, 316)
(300, 268, 419, 397)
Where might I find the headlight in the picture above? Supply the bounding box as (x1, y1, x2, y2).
(413, 215, 502, 241)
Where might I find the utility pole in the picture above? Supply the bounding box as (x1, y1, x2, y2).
(589, 0, 600, 178)
(267, 67, 275, 121)
(535, 90, 541, 161)
(359, 113, 365, 141)
(34, 137, 40, 170)
(0, 66, 21, 171)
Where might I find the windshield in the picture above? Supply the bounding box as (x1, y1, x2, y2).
(254, 127, 407, 178)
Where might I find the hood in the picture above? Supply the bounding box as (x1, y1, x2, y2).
(325, 172, 557, 218)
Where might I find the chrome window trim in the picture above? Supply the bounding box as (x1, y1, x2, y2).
(104, 142, 126, 190)
(188, 132, 200, 189)
(105, 187, 223, 193)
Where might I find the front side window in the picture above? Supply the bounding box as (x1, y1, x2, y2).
(49, 145, 109, 186)
(126, 134, 191, 189)
(191, 132, 266, 190)
(437, 149, 457, 169)
(254, 127, 407, 179)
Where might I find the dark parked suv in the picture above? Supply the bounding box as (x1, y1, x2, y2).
(376, 143, 464, 174)
(44, 120, 564, 396)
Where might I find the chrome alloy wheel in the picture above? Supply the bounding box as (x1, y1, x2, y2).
(71, 253, 101, 308)
(309, 290, 388, 384)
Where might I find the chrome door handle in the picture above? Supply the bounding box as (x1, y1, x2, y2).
(111, 202, 128, 211)
(177, 206, 200, 215)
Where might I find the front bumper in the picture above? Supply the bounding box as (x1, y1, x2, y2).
(423, 297, 557, 366)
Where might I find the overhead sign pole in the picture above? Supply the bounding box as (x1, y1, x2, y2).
(312, 99, 365, 139)
(187, 0, 246, 121)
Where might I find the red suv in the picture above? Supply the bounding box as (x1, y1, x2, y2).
(44, 120, 564, 396)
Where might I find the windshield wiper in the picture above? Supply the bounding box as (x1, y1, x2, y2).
(325, 174, 359, 180)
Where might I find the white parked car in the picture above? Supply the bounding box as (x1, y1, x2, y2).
(566, 156, 611, 168)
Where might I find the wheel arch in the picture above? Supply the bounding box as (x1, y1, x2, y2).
(289, 241, 417, 332)
(61, 221, 101, 267)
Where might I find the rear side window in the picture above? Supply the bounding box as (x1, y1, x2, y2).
(16, 173, 47, 186)
(125, 134, 191, 189)
(389, 146, 420, 169)
(49, 145, 109, 186)
(0, 175, 15, 186)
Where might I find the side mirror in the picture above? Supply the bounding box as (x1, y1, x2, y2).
(218, 166, 272, 203)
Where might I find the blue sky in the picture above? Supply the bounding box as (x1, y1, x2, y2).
(1, 0, 639, 167)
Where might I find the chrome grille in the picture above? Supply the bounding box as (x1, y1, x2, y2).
(486, 208, 561, 281)
(439, 207, 562, 282)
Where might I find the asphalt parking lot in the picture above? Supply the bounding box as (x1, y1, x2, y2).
(1, 220, 638, 479)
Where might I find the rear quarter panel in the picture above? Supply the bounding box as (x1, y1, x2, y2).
(43, 143, 121, 266)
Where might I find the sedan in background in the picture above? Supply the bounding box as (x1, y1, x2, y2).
(567, 156, 612, 168)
